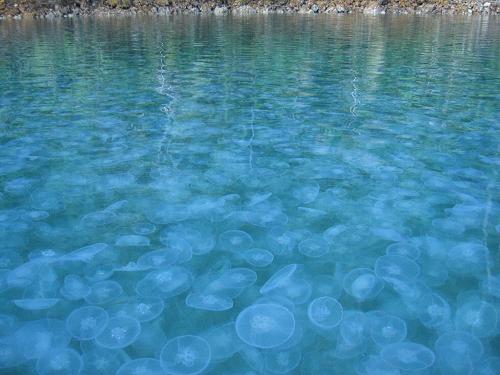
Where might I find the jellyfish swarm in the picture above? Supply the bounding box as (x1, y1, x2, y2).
(95, 316, 141, 349)
(307, 297, 343, 330)
(236, 304, 296, 349)
(160, 335, 211, 375)
(343, 268, 384, 302)
(36, 348, 82, 375)
(381, 342, 435, 371)
(66, 306, 109, 340)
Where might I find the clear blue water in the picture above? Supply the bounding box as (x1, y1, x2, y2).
(0, 14, 499, 375)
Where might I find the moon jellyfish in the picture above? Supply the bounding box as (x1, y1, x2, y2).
(66, 306, 109, 340)
(136, 267, 192, 299)
(386, 241, 421, 260)
(36, 348, 82, 375)
(434, 331, 483, 374)
(159, 233, 193, 263)
(455, 300, 497, 338)
(202, 322, 243, 361)
(476, 357, 500, 375)
(117, 358, 163, 375)
(322, 224, 347, 244)
(81, 347, 127, 375)
(85, 280, 123, 305)
(14, 319, 70, 359)
(28, 248, 62, 263)
(264, 347, 302, 374)
(164, 223, 215, 255)
(235, 304, 295, 349)
(354, 355, 401, 375)
(13, 298, 59, 311)
(366, 311, 407, 346)
(62, 243, 109, 263)
(447, 242, 489, 275)
(145, 202, 189, 225)
(116, 298, 165, 322)
(95, 316, 141, 349)
(291, 181, 320, 204)
(132, 222, 157, 235)
(307, 297, 343, 330)
(260, 264, 312, 304)
(160, 335, 211, 375)
(381, 342, 435, 371)
(60, 275, 90, 301)
(0, 336, 26, 369)
(186, 293, 233, 311)
(298, 236, 330, 258)
(417, 292, 451, 328)
(343, 268, 384, 301)
(242, 248, 274, 267)
(311, 275, 343, 299)
(214, 268, 258, 290)
(218, 230, 253, 253)
(246, 201, 288, 228)
(340, 311, 368, 347)
(137, 249, 179, 269)
(115, 234, 150, 247)
(375, 255, 420, 280)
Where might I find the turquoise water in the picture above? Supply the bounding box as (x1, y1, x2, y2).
(0, 14, 499, 374)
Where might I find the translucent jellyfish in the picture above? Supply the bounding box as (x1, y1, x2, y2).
(36, 348, 82, 375)
(265, 346, 302, 374)
(81, 346, 127, 375)
(66, 306, 109, 340)
(59, 274, 90, 300)
(137, 249, 179, 269)
(84, 263, 115, 282)
(340, 311, 368, 347)
(116, 298, 165, 323)
(235, 304, 295, 349)
(135, 266, 192, 299)
(291, 181, 320, 204)
(185, 293, 233, 311)
(260, 264, 312, 304)
(117, 358, 164, 375)
(160, 335, 211, 375)
(164, 223, 216, 255)
(202, 322, 243, 361)
(246, 201, 288, 228)
(218, 230, 253, 253)
(95, 316, 141, 349)
(0, 336, 26, 369)
(434, 331, 483, 374)
(476, 357, 500, 375)
(417, 292, 451, 328)
(381, 342, 435, 371)
(62, 243, 109, 263)
(343, 268, 384, 301)
(239, 346, 265, 372)
(366, 311, 407, 347)
(31, 191, 65, 213)
(374, 255, 420, 280)
(23, 210, 50, 221)
(85, 280, 123, 305)
(432, 217, 465, 235)
(242, 248, 274, 267)
(455, 300, 497, 338)
(145, 202, 189, 224)
(215, 268, 258, 289)
(260, 264, 299, 294)
(28, 248, 62, 263)
(354, 355, 401, 375)
(132, 222, 157, 235)
(383, 275, 428, 304)
(298, 236, 330, 258)
(311, 275, 343, 299)
(13, 298, 60, 311)
(266, 226, 301, 257)
(159, 233, 193, 263)
(334, 334, 368, 360)
(322, 224, 347, 244)
(307, 297, 343, 330)
(14, 319, 71, 359)
(7, 259, 44, 288)
(115, 235, 150, 247)
(420, 259, 449, 287)
(386, 241, 421, 260)
(447, 242, 489, 275)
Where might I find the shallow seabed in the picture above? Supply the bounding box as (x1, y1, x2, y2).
(0, 14, 499, 375)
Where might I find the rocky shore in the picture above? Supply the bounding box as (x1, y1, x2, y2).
(0, 0, 498, 18)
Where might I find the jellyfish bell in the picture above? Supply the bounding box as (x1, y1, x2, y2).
(66, 306, 109, 340)
(185, 293, 234, 312)
(13, 298, 60, 311)
(135, 266, 192, 299)
(85, 280, 123, 305)
(202, 322, 243, 361)
(218, 230, 253, 253)
(434, 331, 484, 374)
(375, 255, 420, 281)
(115, 234, 150, 248)
(381, 342, 435, 371)
(340, 311, 368, 347)
(298, 236, 330, 258)
(137, 249, 179, 269)
(307, 297, 343, 330)
(214, 268, 257, 290)
(447, 242, 489, 275)
(264, 346, 302, 374)
(115, 297, 165, 323)
(95, 316, 141, 349)
(236, 304, 296, 349)
(417, 292, 451, 329)
(132, 222, 157, 236)
(291, 180, 320, 204)
(117, 358, 163, 375)
(160, 335, 211, 375)
(343, 268, 384, 302)
(61, 243, 110, 263)
(164, 223, 215, 255)
(366, 311, 407, 347)
(0, 336, 26, 369)
(354, 355, 401, 375)
(28, 248, 62, 263)
(242, 248, 274, 268)
(159, 233, 193, 263)
(322, 225, 348, 244)
(59, 274, 90, 301)
(455, 300, 497, 338)
(80, 346, 127, 375)
(36, 348, 82, 375)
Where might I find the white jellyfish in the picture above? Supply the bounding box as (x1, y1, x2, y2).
(455, 300, 497, 338)
(137, 249, 179, 269)
(36, 348, 82, 375)
(264, 346, 302, 374)
(80, 346, 127, 374)
(95, 316, 141, 349)
(434, 331, 484, 374)
(59, 274, 90, 301)
(66, 306, 109, 340)
(298, 236, 330, 258)
(307, 296, 343, 330)
(374, 255, 420, 280)
(85, 280, 123, 305)
(343, 268, 384, 302)
(242, 248, 274, 267)
(236, 304, 296, 349)
(366, 311, 407, 347)
(417, 292, 451, 328)
(160, 335, 211, 375)
(260, 264, 312, 304)
(185, 293, 234, 311)
(218, 230, 253, 253)
(381, 342, 435, 371)
(164, 223, 215, 255)
(291, 180, 320, 204)
(115, 234, 150, 247)
(447, 242, 489, 275)
(136, 266, 192, 299)
(13, 298, 60, 311)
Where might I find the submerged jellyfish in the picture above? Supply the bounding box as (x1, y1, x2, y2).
(164, 223, 216, 255)
(298, 236, 330, 258)
(132, 222, 157, 235)
(160, 335, 211, 375)
(85, 280, 123, 305)
(137, 249, 179, 269)
(235, 304, 295, 349)
(417, 292, 451, 328)
(455, 300, 497, 338)
(386, 241, 421, 260)
(159, 233, 193, 263)
(265, 346, 302, 374)
(218, 230, 253, 253)
(14, 319, 70, 360)
(340, 311, 368, 347)
(13, 298, 60, 311)
(447, 242, 489, 275)
(60, 275, 90, 301)
(95, 316, 141, 349)
(0, 336, 25, 369)
(375, 255, 420, 280)
(117, 358, 164, 375)
(260, 264, 312, 305)
(135, 267, 192, 299)
(476, 357, 500, 375)
(343, 268, 384, 301)
(354, 355, 401, 375)
(66, 306, 109, 340)
(242, 248, 274, 267)
(36, 348, 82, 375)
(367, 311, 407, 346)
(307, 297, 343, 330)
(381, 342, 435, 371)
(434, 331, 484, 374)
(185, 293, 233, 312)
(115, 235, 150, 247)
(81, 346, 127, 375)
(215, 268, 258, 289)
(202, 322, 243, 361)
(61, 243, 109, 263)
(119, 298, 165, 323)
(291, 181, 320, 204)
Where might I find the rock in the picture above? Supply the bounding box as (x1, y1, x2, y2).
(336, 5, 347, 13)
(484, 2, 491, 6)
(311, 4, 319, 13)
(233, 5, 257, 15)
(363, 1, 386, 14)
(213, 5, 228, 15)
